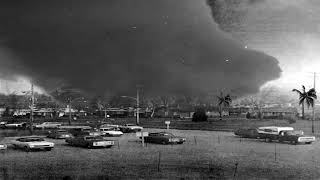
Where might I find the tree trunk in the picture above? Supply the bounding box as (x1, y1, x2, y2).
(302, 102, 305, 119)
(219, 105, 222, 118)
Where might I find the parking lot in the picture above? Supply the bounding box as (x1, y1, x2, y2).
(0, 128, 320, 179)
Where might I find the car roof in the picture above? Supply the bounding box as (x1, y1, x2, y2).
(258, 126, 294, 130)
(150, 132, 172, 135)
(17, 136, 44, 140)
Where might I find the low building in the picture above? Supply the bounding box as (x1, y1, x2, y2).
(249, 107, 298, 119)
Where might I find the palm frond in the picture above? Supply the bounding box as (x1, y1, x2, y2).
(298, 98, 305, 105)
(292, 89, 302, 95)
(307, 88, 317, 99)
(305, 97, 314, 108)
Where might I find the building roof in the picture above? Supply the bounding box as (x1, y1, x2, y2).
(261, 107, 298, 113)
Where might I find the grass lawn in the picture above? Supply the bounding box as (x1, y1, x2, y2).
(1, 128, 320, 179)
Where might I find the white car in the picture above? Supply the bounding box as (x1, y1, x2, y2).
(34, 122, 62, 129)
(5, 122, 27, 129)
(120, 124, 143, 133)
(0, 121, 7, 128)
(100, 127, 123, 137)
(12, 136, 54, 152)
(0, 144, 7, 150)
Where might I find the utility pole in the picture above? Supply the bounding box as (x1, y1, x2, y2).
(136, 86, 140, 125)
(69, 98, 72, 125)
(136, 85, 145, 147)
(312, 72, 316, 133)
(30, 83, 34, 132)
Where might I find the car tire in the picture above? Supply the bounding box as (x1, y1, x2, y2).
(24, 146, 30, 152)
(45, 147, 52, 151)
(306, 142, 312, 144)
(87, 144, 92, 149)
(266, 138, 271, 142)
(12, 144, 17, 149)
(161, 141, 167, 145)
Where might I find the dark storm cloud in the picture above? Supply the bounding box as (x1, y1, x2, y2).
(0, 0, 281, 97)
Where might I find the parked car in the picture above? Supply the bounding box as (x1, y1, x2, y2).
(119, 124, 143, 133)
(11, 136, 54, 152)
(34, 122, 62, 129)
(278, 130, 315, 144)
(234, 128, 260, 138)
(66, 135, 114, 148)
(0, 143, 7, 150)
(142, 132, 186, 145)
(99, 127, 123, 137)
(100, 124, 120, 128)
(47, 129, 73, 139)
(0, 121, 7, 128)
(257, 126, 294, 142)
(5, 122, 28, 129)
(75, 129, 103, 137)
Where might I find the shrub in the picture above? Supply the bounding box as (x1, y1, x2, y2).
(287, 117, 297, 124)
(246, 112, 251, 119)
(192, 108, 208, 122)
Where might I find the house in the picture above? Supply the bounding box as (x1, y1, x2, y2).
(0, 108, 5, 117)
(13, 109, 31, 117)
(59, 106, 78, 117)
(34, 108, 54, 118)
(250, 107, 298, 119)
(106, 108, 128, 118)
(228, 107, 250, 116)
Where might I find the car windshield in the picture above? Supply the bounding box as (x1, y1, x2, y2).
(85, 136, 103, 140)
(57, 130, 68, 133)
(157, 132, 174, 136)
(17, 137, 45, 142)
(101, 127, 114, 130)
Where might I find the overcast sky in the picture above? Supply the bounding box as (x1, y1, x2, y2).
(0, 0, 282, 97)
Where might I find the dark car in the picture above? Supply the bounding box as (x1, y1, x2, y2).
(119, 124, 143, 133)
(143, 132, 186, 145)
(47, 129, 73, 139)
(234, 128, 260, 138)
(65, 135, 114, 148)
(68, 127, 102, 137)
(278, 130, 315, 144)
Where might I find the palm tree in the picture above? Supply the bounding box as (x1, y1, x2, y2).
(216, 92, 232, 118)
(292, 85, 317, 119)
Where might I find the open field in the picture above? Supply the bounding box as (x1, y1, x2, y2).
(1, 128, 320, 180)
